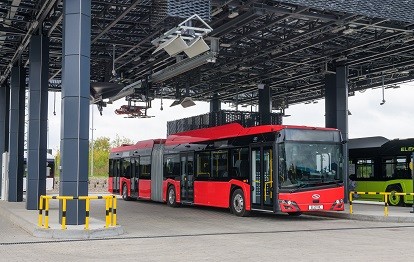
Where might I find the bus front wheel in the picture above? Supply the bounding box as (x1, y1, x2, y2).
(231, 189, 250, 217)
(387, 185, 403, 206)
(167, 185, 178, 207)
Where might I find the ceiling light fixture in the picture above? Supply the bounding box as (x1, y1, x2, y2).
(152, 14, 213, 58)
(228, 11, 239, 19)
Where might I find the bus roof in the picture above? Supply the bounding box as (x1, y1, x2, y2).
(165, 123, 338, 145)
(348, 136, 389, 149)
(111, 139, 165, 153)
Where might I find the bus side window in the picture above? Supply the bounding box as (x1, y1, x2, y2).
(123, 158, 131, 179)
(109, 159, 114, 177)
(231, 148, 249, 179)
(196, 152, 210, 178)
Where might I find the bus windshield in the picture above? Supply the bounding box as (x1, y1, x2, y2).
(278, 142, 343, 190)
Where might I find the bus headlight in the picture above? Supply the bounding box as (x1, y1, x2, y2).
(331, 199, 344, 210)
(279, 200, 300, 211)
(335, 199, 344, 204)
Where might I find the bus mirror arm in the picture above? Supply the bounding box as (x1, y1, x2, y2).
(341, 140, 347, 145)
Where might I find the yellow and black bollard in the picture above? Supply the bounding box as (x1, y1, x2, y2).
(44, 197, 50, 229)
(38, 196, 44, 227)
(105, 197, 110, 228)
(384, 193, 389, 217)
(61, 198, 67, 230)
(112, 195, 117, 226)
(85, 197, 91, 230)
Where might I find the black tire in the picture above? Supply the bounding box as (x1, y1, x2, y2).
(122, 183, 130, 201)
(387, 185, 403, 206)
(167, 185, 178, 207)
(231, 189, 250, 217)
(287, 212, 302, 217)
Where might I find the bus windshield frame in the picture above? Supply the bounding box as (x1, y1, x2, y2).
(278, 141, 343, 191)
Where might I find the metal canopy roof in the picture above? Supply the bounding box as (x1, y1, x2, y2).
(1, 0, 413, 111)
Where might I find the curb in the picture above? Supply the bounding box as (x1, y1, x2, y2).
(0, 201, 36, 235)
(0, 201, 124, 239)
(33, 225, 124, 239)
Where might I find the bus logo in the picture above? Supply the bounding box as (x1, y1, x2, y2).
(312, 194, 320, 199)
(401, 147, 414, 152)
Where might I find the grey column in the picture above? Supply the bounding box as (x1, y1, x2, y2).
(324, 73, 336, 128)
(258, 84, 271, 125)
(325, 66, 349, 201)
(0, 85, 10, 197)
(8, 66, 25, 202)
(26, 35, 49, 210)
(209, 93, 221, 126)
(60, 0, 91, 225)
(210, 93, 221, 112)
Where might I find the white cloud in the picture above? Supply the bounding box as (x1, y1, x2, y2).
(46, 83, 414, 153)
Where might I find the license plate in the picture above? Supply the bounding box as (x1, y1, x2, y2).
(308, 205, 323, 210)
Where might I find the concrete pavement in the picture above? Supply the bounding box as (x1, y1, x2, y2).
(1, 194, 414, 240)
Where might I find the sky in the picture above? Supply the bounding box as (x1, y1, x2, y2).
(46, 82, 414, 154)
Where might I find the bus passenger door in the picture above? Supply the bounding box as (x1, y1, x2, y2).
(113, 159, 121, 193)
(130, 157, 139, 198)
(250, 145, 274, 211)
(180, 152, 194, 203)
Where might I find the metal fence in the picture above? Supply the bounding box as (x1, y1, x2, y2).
(167, 110, 283, 135)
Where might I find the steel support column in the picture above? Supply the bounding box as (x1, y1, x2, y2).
(8, 66, 25, 202)
(60, 0, 91, 225)
(0, 85, 10, 197)
(209, 93, 221, 126)
(26, 35, 49, 210)
(210, 93, 221, 112)
(258, 85, 272, 125)
(325, 66, 349, 202)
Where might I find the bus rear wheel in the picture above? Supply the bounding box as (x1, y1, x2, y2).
(122, 183, 130, 201)
(231, 189, 250, 217)
(387, 185, 403, 206)
(167, 185, 178, 207)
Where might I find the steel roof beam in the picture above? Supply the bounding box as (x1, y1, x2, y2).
(91, 0, 144, 44)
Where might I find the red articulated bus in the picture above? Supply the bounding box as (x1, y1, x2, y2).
(108, 123, 344, 216)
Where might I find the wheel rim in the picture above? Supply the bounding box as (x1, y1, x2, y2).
(169, 188, 175, 204)
(123, 185, 127, 199)
(389, 191, 400, 206)
(233, 194, 243, 213)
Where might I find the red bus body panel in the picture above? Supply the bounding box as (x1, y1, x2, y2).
(139, 179, 151, 199)
(119, 177, 130, 195)
(162, 179, 181, 203)
(193, 180, 251, 210)
(108, 177, 114, 193)
(194, 181, 230, 208)
(166, 123, 337, 146)
(278, 186, 344, 212)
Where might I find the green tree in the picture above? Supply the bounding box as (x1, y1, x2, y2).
(94, 137, 111, 151)
(111, 134, 134, 148)
(89, 137, 111, 177)
(55, 150, 60, 177)
(58, 136, 134, 178)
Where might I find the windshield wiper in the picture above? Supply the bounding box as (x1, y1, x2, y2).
(290, 183, 308, 193)
(290, 180, 340, 192)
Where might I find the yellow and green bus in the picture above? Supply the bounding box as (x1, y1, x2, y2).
(348, 137, 414, 206)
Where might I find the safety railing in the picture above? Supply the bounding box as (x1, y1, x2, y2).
(349, 191, 414, 216)
(38, 195, 117, 230)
